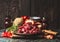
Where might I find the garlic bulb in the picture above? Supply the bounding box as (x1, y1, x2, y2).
(13, 18, 23, 26)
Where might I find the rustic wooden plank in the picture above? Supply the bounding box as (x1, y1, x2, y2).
(21, 0, 30, 16)
(0, 0, 59, 30)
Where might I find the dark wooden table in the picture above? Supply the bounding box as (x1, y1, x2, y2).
(0, 29, 60, 42)
(0, 37, 59, 42)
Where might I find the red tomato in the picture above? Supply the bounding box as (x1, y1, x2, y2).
(7, 32, 12, 37)
(2, 32, 7, 37)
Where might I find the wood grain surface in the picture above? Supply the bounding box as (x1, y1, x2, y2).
(0, 0, 59, 30)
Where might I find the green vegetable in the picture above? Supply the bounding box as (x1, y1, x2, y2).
(6, 25, 18, 33)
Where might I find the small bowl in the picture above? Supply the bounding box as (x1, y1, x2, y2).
(30, 17, 41, 22)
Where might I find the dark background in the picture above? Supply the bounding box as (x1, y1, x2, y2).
(0, 0, 59, 31)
